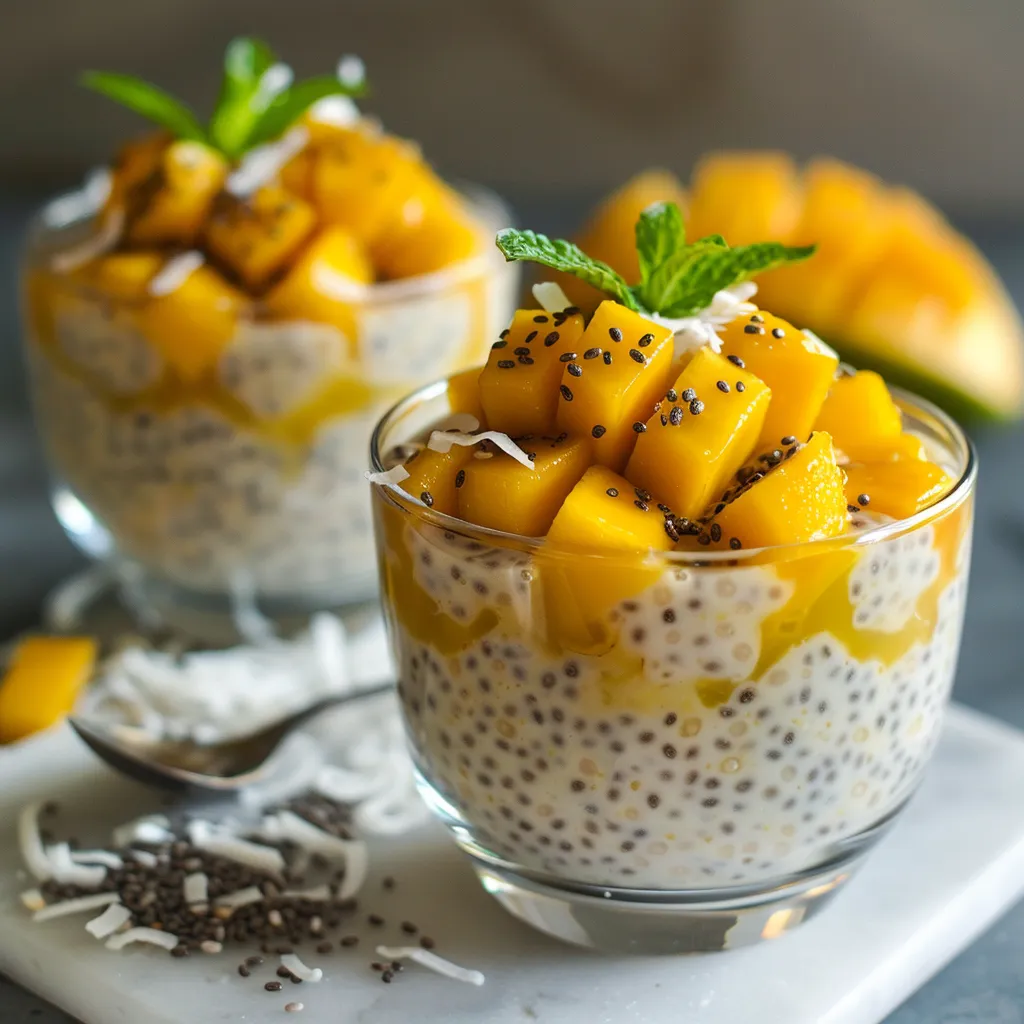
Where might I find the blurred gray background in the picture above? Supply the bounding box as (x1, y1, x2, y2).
(0, 0, 1022, 212)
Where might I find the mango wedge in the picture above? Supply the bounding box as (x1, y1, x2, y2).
(719, 309, 838, 451)
(479, 308, 586, 437)
(459, 435, 590, 536)
(0, 636, 97, 744)
(555, 301, 675, 471)
(403, 445, 480, 517)
(843, 460, 953, 520)
(709, 432, 848, 549)
(626, 348, 771, 520)
(814, 370, 903, 460)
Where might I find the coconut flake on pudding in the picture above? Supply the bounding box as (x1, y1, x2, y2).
(428, 429, 535, 470)
(148, 250, 205, 297)
(532, 281, 573, 313)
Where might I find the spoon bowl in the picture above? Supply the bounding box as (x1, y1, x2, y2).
(68, 684, 393, 793)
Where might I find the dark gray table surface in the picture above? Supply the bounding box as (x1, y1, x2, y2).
(1, 191, 1023, 1023)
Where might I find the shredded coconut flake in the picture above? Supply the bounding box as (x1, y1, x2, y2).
(375, 945, 485, 986)
(131, 850, 158, 869)
(18, 804, 52, 882)
(85, 902, 132, 939)
(51, 208, 124, 274)
(281, 953, 323, 982)
(70, 850, 124, 870)
(261, 812, 367, 899)
(802, 327, 839, 360)
(184, 871, 209, 907)
(47, 843, 107, 888)
(113, 814, 173, 848)
(428, 430, 535, 471)
(187, 821, 286, 877)
(227, 127, 309, 197)
(148, 251, 204, 297)
(435, 412, 480, 434)
(365, 465, 410, 487)
(105, 927, 179, 952)
(215, 886, 265, 911)
(336, 55, 366, 87)
(33, 892, 120, 923)
(281, 883, 332, 902)
(531, 281, 572, 313)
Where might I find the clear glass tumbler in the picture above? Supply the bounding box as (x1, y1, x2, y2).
(370, 377, 975, 954)
(21, 185, 516, 624)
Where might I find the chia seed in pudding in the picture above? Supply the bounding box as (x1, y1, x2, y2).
(385, 490, 972, 890)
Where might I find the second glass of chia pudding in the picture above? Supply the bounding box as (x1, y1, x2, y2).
(20, 41, 517, 625)
(368, 212, 976, 953)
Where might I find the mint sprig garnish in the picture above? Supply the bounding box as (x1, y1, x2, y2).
(82, 37, 369, 162)
(495, 228, 640, 311)
(496, 202, 815, 319)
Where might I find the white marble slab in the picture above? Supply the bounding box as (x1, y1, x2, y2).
(1, 703, 1023, 1024)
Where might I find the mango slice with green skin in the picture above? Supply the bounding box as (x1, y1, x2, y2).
(478, 308, 586, 438)
(814, 370, 902, 461)
(843, 460, 953, 520)
(204, 184, 318, 292)
(120, 140, 229, 248)
(403, 444, 479, 518)
(719, 309, 838, 452)
(458, 435, 590, 536)
(541, 465, 674, 653)
(626, 348, 771, 520)
(555, 301, 675, 472)
(709, 432, 848, 550)
(263, 226, 372, 350)
(0, 636, 97, 744)
(686, 151, 802, 247)
(447, 366, 485, 425)
(138, 265, 245, 380)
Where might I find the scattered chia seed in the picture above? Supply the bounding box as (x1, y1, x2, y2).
(736, 381, 746, 392)
(559, 352, 577, 363)
(669, 406, 683, 426)
(584, 347, 601, 359)
(592, 425, 606, 438)
(420, 491, 434, 507)
(606, 487, 619, 497)
(420, 936, 436, 949)
(716, 380, 730, 393)
(681, 388, 696, 402)
(629, 349, 646, 364)
(609, 327, 623, 342)
(857, 493, 871, 507)
(492, 340, 507, 349)
(401, 921, 418, 934)
(730, 537, 742, 550)
(525, 331, 538, 344)
(638, 333, 655, 348)
(265, 981, 283, 992)
(455, 470, 465, 489)
(635, 500, 650, 512)
(545, 331, 560, 345)
(727, 354, 745, 368)
(567, 363, 583, 377)
(632, 421, 647, 433)
(533, 315, 548, 323)
(772, 327, 786, 338)
(603, 351, 613, 365)
(710, 523, 722, 542)
(497, 360, 515, 369)
(689, 399, 705, 415)
(560, 385, 574, 401)
(744, 324, 765, 335)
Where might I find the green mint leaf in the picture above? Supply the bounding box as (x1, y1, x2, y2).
(658, 242, 816, 318)
(495, 229, 639, 311)
(695, 233, 728, 248)
(81, 71, 206, 143)
(635, 201, 684, 286)
(638, 242, 717, 315)
(209, 37, 277, 157)
(243, 74, 368, 151)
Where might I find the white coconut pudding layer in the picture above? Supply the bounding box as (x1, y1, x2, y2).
(383, 492, 972, 891)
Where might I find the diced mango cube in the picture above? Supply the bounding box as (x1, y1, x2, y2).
(555, 301, 675, 471)
(205, 185, 317, 292)
(403, 445, 479, 517)
(709, 432, 848, 549)
(626, 348, 771, 520)
(542, 465, 675, 651)
(447, 367, 485, 425)
(263, 226, 372, 349)
(0, 636, 97, 744)
(458, 434, 590, 536)
(479, 308, 586, 437)
(843, 460, 953, 520)
(814, 370, 903, 460)
(123, 141, 228, 247)
(86, 252, 164, 302)
(138, 265, 245, 380)
(372, 185, 483, 279)
(686, 151, 802, 246)
(312, 132, 429, 247)
(719, 309, 839, 450)
(844, 434, 928, 463)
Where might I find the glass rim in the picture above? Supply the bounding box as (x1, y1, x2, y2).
(369, 372, 977, 565)
(24, 179, 514, 302)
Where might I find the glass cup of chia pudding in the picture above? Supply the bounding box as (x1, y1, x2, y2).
(20, 93, 517, 624)
(369, 377, 975, 954)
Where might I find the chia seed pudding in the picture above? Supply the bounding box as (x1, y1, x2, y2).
(372, 389, 973, 894)
(22, 188, 516, 605)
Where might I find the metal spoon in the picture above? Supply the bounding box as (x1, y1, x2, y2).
(68, 683, 393, 793)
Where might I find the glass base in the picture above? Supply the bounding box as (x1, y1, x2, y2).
(472, 856, 862, 954)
